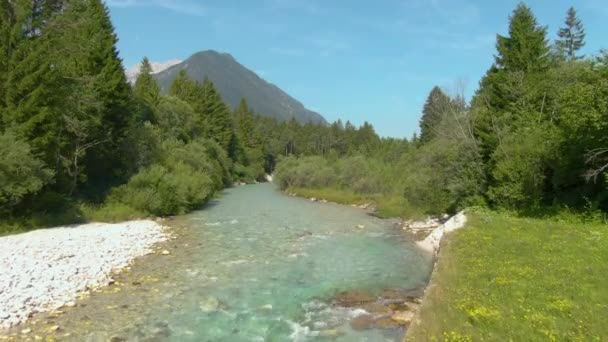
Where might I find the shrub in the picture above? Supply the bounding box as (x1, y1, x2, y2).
(275, 156, 336, 189)
(108, 163, 214, 216)
(0, 132, 54, 211)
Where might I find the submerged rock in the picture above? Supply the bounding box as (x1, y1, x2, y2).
(391, 310, 415, 325)
(199, 296, 225, 312)
(361, 303, 392, 315)
(350, 314, 375, 331)
(318, 329, 345, 338)
(334, 290, 375, 307)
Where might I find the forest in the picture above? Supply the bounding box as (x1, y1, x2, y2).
(1, 1, 607, 234)
(0, 0, 397, 232)
(276, 4, 608, 220)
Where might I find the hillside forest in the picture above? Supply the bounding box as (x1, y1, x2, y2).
(276, 4, 608, 220)
(1, 1, 607, 233)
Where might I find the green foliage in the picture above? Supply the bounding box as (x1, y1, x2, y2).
(0, 132, 53, 210)
(275, 156, 337, 190)
(169, 70, 197, 103)
(134, 57, 161, 106)
(488, 124, 558, 209)
(495, 3, 550, 73)
(408, 211, 608, 340)
(153, 96, 196, 141)
(419, 86, 452, 143)
(107, 163, 214, 216)
(555, 7, 585, 61)
(234, 98, 256, 148)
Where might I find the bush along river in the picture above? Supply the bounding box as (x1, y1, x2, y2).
(8, 183, 433, 341)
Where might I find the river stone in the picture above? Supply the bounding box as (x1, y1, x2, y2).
(381, 288, 423, 300)
(334, 290, 375, 307)
(199, 296, 221, 312)
(374, 317, 402, 329)
(350, 314, 375, 331)
(318, 329, 345, 338)
(391, 311, 415, 325)
(361, 303, 392, 315)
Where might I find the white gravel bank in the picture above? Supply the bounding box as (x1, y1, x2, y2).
(0, 220, 168, 330)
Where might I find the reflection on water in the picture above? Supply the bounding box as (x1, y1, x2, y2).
(9, 183, 432, 341)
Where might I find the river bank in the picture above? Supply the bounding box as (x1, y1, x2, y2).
(281, 187, 470, 338)
(1, 183, 433, 341)
(0, 220, 168, 332)
(408, 211, 608, 340)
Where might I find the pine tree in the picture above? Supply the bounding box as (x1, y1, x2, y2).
(0, 0, 15, 115)
(496, 3, 550, 73)
(199, 78, 234, 151)
(169, 70, 197, 104)
(234, 98, 255, 148)
(419, 86, 452, 143)
(556, 7, 585, 61)
(134, 57, 160, 106)
(52, 0, 136, 194)
(3, 0, 64, 161)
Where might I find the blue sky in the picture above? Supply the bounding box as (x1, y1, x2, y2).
(106, 0, 608, 138)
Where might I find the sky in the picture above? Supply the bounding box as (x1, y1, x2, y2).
(106, 0, 608, 138)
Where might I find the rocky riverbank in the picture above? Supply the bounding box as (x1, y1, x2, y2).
(0, 220, 168, 331)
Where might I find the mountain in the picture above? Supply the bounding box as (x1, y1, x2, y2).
(154, 50, 326, 124)
(126, 59, 183, 84)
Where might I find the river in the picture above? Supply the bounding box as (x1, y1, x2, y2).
(15, 183, 432, 341)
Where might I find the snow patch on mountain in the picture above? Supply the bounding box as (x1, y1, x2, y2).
(126, 59, 183, 84)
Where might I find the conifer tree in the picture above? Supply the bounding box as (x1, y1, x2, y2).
(556, 7, 585, 61)
(134, 57, 161, 106)
(169, 70, 197, 104)
(51, 0, 135, 193)
(419, 86, 451, 143)
(199, 79, 234, 151)
(0, 0, 15, 114)
(234, 98, 255, 148)
(495, 3, 550, 73)
(3, 0, 63, 161)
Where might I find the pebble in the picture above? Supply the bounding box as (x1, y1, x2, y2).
(20, 328, 31, 334)
(161, 250, 171, 255)
(391, 310, 415, 325)
(0, 220, 167, 330)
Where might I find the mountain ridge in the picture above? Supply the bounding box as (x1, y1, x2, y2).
(154, 50, 326, 124)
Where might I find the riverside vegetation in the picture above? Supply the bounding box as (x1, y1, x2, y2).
(275, 4, 608, 340)
(0, 0, 391, 233)
(1, 0, 608, 339)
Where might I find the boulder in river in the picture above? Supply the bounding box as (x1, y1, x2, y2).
(361, 303, 392, 315)
(391, 310, 415, 325)
(350, 314, 375, 331)
(199, 296, 226, 312)
(334, 290, 375, 307)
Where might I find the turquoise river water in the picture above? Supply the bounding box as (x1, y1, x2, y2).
(12, 183, 433, 341)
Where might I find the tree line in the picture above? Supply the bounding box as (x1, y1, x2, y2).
(276, 4, 608, 217)
(0, 0, 394, 230)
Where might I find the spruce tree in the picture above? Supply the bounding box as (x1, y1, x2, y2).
(556, 7, 585, 61)
(134, 57, 161, 106)
(419, 86, 451, 143)
(234, 98, 255, 148)
(495, 3, 550, 73)
(199, 78, 234, 151)
(3, 0, 64, 161)
(169, 70, 197, 104)
(53, 0, 135, 194)
(0, 0, 14, 114)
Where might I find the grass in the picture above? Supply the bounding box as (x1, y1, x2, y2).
(0, 202, 147, 236)
(287, 186, 426, 219)
(407, 209, 608, 341)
